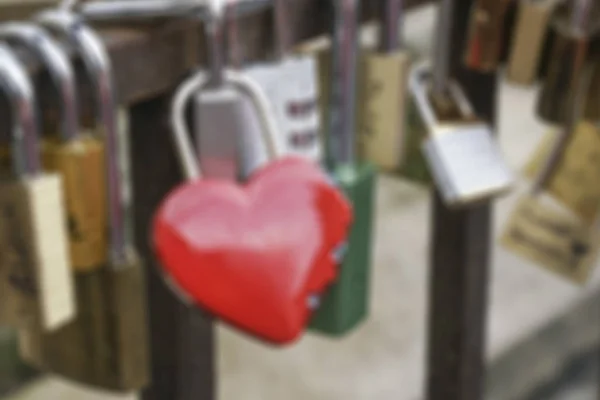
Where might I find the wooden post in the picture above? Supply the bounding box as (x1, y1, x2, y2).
(130, 96, 216, 400)
(425, 0, 498, 399)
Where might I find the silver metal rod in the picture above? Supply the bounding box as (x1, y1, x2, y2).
(378, 0, 403, 53)
(327, 0, 359, 166)
(431, 0, 454, 96)
(80, 0, 272, 22)
(80, 0, 200, 20)
(206, 18, 226, 86)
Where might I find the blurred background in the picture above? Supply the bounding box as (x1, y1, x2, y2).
(0, 1, 598, 400)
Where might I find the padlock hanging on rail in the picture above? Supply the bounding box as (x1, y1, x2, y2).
(501, 82, 600, 284)
(152, 2, 352, 345)
(502, 0, 600, 285)
(0, 21, 107, 274)
(409, 0, 514, 207)
(537, 0, 598, 125)
(191, 0, 290, 180)
(506, 0, 557, 85)
(192, 1, 253, 180)
(0, 43, 75, 333)
(15, 6, 151, 391)
(357, 0, 412, 171)
(463, 0, 513, 72)
(308, 0, 377, 338)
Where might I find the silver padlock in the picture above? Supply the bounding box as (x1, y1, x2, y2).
(410, 63, 514, 206)
(409, 0, 513, 206)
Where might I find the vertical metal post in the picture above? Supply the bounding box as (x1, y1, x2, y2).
(425, 0, 498, 399)
(130, 96, 215, 400)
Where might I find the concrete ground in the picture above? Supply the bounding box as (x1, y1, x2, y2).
(5, 4, 600, 400)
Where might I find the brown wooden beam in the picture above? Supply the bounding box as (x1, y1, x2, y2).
(0, 0, 431, 141)
(3, 0, 430, 102)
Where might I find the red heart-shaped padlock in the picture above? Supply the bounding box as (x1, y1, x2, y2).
(153, 157, 352, 344)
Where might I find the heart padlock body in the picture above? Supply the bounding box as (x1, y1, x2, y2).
(153, 157, 352, 344)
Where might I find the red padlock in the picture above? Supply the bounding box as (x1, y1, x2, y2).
(152, 68, 352, 345)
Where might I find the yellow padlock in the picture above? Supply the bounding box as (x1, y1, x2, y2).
(42, 133, 107, 272)
(358, 0, 411, 170)
(507, 0, 556, 85)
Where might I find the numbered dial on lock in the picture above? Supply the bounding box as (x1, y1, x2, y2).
(153, 158, 352, 344)
(245, 58, 322, 162)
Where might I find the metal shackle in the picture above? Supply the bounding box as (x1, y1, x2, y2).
(36, 9, 129, 265)
(0, 44, 41, 176)
(0, 23, 78, 143)
(171, 69, 284, 181)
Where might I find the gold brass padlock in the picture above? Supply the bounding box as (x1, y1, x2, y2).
(358, 0, 411, 170)
(18, 12, 150, 391)
(507, 0, 556, 85)
(524, 121, 600, 222)
(34, 39, 107, 273)
(0, 42, 75, 332)
(537, 1, 596, 124)
(503, 124, 600, 284)
(463, 0, 512, 72)
(503, 21, 600, 284)
(42, 134, 107, 272)
(501, 195, 600, 284)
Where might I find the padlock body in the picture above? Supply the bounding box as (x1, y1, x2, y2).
(464, 0, 511, 72)
(310, 162, 376, 336)
(19, 250, 149, 391)
(507, 0, 555, 85)
(0, 175, 75, 331)
(359, 50, 411, 170)
(537, 18, 590, 124)
(422, 124, 513, 206)
(401, 68, 472, 185)
(524, 122, 600, 221)
(501, 195, 600, 284)
(195, 88, 244, 180)
(195, 87, 269, 180)
(41, 135, 107, 272)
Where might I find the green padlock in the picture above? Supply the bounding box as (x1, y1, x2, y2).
(309, 0, 376, 336)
